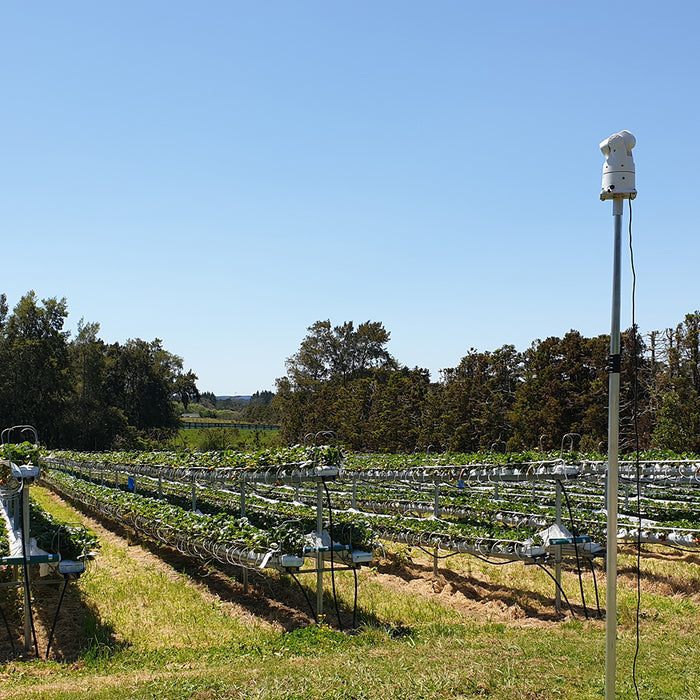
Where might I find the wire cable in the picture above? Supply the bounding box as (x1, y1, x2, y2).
(588, 559, 602, 618)
(628, 198, 642, 700)
(289, 570, 318, 625)
(559, 481, 589, 619)
(323, 479, 343, 631)
(534, 562, 577, 619)
(45, 576, 70, 659)
(352, 566, 358, 630)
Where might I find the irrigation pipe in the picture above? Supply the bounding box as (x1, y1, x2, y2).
(559, 482, 589, 619)
(588, 559, 602, 618)
(287, 570, 318, 624)
(45, 576, 70, 659)
(323, 479, 343, 631)
(534, 562, 576, 619)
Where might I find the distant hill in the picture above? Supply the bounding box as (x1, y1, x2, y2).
(216, 395, 251, 402)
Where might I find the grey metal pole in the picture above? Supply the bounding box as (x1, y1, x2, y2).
(316, 481, 324, 619)
(22, 486, 32, 651)
(555, 480, 562, 613)
(605, 196, 623, 700)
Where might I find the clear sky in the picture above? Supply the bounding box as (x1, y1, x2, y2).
(3, 2, 699, 395)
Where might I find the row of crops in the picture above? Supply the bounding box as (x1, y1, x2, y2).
(37, 446, 699, 621)
(1, 434, 100, 657)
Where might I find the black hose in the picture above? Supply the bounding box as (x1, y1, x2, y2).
(352, 566, 358, 629)
(289, 570, 317, 624)
(45, 576, 70, 659)
(415, 544, 461, 561)
(559, 482, 589, 620)
(535, 562, 576, 619)
(323, 480, 343, 631)
(588, 559, 602, 618)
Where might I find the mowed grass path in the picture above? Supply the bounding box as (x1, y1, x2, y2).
(0, 486, 698, 699)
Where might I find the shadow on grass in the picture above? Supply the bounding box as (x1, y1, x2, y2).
(374, 549, 603, 623)
(617, 545, 700, 598)
(0, 567, 124, 664)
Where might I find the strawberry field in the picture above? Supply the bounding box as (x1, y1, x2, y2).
(39, 446, 700, 623)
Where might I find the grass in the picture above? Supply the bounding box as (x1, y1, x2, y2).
(0, 486, 698, 699)
(172, 427, 282, 451)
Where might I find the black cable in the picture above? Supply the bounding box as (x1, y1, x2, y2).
(352, 566, 358, 630)
(559, 482, 589, 619)
(656, 542, 700, 554)
(629, 197, 642, 700)
(588, 559, 602, 618)
(467, 551, 522, 566)
(535, 561, 577, 619)
(289, 570, 318, 624)
(45, 576, 70, 659)
(323, 479, 343, 631)
(415, 544, 461, 560)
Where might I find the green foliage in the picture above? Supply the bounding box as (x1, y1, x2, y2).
(275, 314, 700, 453)
(29, 500, 100, 561)
(0, 291, 198, 450)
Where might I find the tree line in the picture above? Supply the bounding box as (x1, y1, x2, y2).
(3, 291, 699, 454)
(273, 315, 700, 454)
(0, 291, 198, 449)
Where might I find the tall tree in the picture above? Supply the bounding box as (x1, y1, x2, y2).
(0, 292, 70, 445)
(104, 338, 187, 431)
(651, 312, 700, 451)
(284, 320, 395, 387)
(509, 332, 608, 451)
(63, 319, 127, 449)
(432, 345, 522, 452)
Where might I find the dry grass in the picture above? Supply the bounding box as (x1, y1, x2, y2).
(0, 486, 698, 699)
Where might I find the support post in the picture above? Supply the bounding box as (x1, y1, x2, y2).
(555, 480, 563, 613)
(240, 478, 248, 593)
(605, 196, 623, 700)
(316, 481, 324, 620)
(21, 486, 31, 652)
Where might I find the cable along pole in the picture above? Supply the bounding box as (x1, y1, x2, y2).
(599, 130, 637, 700)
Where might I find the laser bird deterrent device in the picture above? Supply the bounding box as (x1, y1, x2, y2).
(600, 130, 636, 200)
(599, 129, 637, 700)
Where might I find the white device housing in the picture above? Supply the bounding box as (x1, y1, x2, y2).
(600, 130, 636, 200)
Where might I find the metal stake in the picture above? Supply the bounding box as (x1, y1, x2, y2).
(316, 481, 324, 619)
(605, 196, 623, 700)
(555, 480, 562, 613)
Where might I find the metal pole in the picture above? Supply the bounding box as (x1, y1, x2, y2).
(22, 486, 32, 651)
(605, 196, 623, 700)
(316, 481, 324, 620)
(555, 481, 562, 613)
(240, 479, 248, 593)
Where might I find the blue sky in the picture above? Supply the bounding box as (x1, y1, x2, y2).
(3, 2, 699, 395)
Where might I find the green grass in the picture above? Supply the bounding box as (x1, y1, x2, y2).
(0, 487, 698, 699)
(172, 427, 282, 451)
